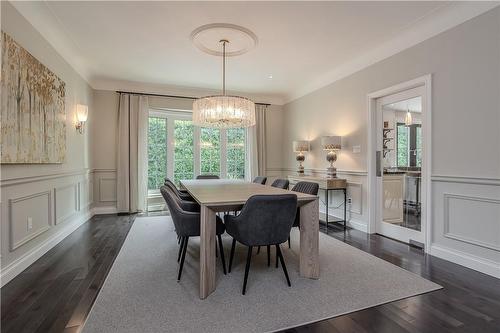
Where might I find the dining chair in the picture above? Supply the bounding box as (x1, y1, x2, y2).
(252, 176, 267, 185)
(164, 178, 196, 202)
(196, 175, 220, 179)
(160, 186, 227, 280)
(225, 194, 297, 295)
(288, 181, 319, 248)
(270, 178, 289, 189)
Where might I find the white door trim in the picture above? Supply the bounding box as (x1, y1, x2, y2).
(367, 75, 432, 252)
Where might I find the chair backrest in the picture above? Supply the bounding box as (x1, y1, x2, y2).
(232, 194, 297, 246)
(160, 186, 200, 237)
(291, 181, 319, 195)
(252, 176, 267, 185)
(196, 175, 220, 179)
(271, 178, 289, 189)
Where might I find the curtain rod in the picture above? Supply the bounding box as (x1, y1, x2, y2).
(116, 91, 271, 106)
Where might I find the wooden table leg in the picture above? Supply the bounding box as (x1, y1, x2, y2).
(299, 198, 320, 279)
(200, 205, 216, 299)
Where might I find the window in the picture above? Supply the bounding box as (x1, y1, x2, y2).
(147, 110, 247, 193)
(148, 117, 167, 190)
(396, 123, 422, 168)
(226, 128, 246, 179)
(200, 128, 221, 176)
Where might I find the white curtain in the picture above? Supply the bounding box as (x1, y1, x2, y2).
(245, 104, 267, 181)
(116, 94, 149, 213)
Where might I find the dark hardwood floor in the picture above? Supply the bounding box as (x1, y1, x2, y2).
(2, 214, 499, 333)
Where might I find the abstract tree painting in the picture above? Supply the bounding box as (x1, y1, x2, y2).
(1, 31, 66, 163)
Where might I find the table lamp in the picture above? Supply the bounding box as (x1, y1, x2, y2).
(322, 136, 341, 178)
(292, 140, 310, 174)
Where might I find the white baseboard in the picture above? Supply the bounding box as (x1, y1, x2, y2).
(430, 244, 500, 279)
(1, 209, 93, 287)
(92, 205, 117, 215)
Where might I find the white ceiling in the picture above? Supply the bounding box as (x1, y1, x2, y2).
(11, 1, 498, 104)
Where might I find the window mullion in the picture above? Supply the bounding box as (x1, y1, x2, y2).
(220, 129, 227, 178)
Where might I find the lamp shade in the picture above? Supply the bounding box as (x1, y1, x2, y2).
(321, 136, 341, 150)
(293, 140, 310, 153)
(76, 104, 88, 122)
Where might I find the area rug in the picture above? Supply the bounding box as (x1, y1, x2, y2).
(83, 216, 441, 333)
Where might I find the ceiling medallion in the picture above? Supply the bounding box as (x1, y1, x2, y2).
(192, 25, 256, 129)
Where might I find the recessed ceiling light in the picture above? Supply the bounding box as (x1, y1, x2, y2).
(268, 74, 273, 79)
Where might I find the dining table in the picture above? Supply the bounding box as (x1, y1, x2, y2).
(180, 179, 320, 299)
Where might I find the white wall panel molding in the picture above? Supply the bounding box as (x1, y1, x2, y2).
(98, 178, 117, 203)
(54, 183, 79, 225)
(443, 193, 500, 252)
(0, 169, 91, 187)
(432, 175, 500, 186)
(8, 191, 52, 251)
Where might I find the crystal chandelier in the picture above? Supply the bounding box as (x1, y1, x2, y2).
(193, 40, 256, 128)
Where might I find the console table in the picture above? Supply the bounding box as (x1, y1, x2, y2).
(288, 175, 347, 232)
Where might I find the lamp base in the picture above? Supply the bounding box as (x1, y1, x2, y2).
(297, 165, 305, 174)
(326, 166, 337, 178)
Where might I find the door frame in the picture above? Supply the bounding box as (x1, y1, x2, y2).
(366, 75, 432, 252)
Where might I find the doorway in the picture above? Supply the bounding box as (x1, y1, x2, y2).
(367, 76, 431, 250)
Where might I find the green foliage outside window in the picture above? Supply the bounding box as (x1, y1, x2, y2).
(173, 120, 194, 185)
(397, 123, 408, 167)
(148, 117, 167, 190)
(200, 128, 221, 176)
(227, 128, 245, 179)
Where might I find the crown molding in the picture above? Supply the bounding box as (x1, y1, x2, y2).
(284, 2, 500, 104)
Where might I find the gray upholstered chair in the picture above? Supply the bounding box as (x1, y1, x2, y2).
(164, 178, 196, 202)
(288, 181, 319, 248)
(196, 175, 220, 179)
(225, 194, 297, 295)
(160, 186, 227, 280)
(270, 178, 289, 189)
(252, 176, 267, 185)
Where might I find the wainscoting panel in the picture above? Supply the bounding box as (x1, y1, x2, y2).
(431, 177, 500, 278)
(55, 183, 79, 225)
(444, 193, 500, 251)
(9, 191, 52, 251)
(92, 169, 117, 213)
(1, 169, 93, 287)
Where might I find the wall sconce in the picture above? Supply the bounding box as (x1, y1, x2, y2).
(292, 140, 310, 174)
(405, 109, 413, 126)
(322, 136, 341, 178)
(76, 104, 88, 134)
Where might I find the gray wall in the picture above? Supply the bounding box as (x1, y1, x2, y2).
(282, 7, 500, 277)
(1, 2, 95, 285)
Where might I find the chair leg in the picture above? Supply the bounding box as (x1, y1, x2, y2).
(215, 237, 218, 258)
(267, 245, 271, 267)
(275, 245, 279, 268)
(177, 236, 185, 262)
(257, 246, 260, 254)
(217, 234, 227, 275)
(288, 236, 291, 249)
(177, 237, 189, 281)
(276, 244, 291, 287)
(228, 238, 236, 273)
(242, 246, 253, 295)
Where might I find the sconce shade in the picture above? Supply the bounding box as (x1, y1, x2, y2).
(322, 136, 341, 150)
(76, 104, 89, 122)
(293, 140, 310, 153)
